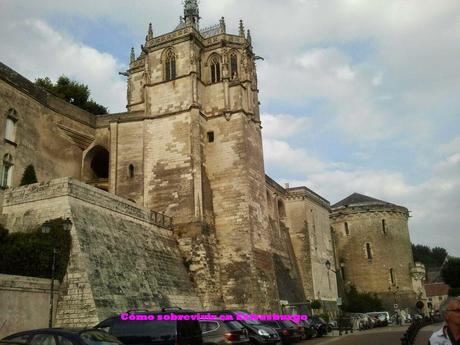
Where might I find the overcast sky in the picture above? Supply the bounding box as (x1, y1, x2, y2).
(1, 0, 459, 256)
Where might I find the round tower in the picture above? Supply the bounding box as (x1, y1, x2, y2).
(330, 193, 417, 312)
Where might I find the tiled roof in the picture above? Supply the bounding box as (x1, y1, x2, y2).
(424, 283, 450, 297)
(332, 193, 393, 209)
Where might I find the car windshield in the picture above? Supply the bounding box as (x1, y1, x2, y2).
(80, 330, 123, 345)
(224, 321, 245, 330)
(234, 311, 262, 325)
(279, 321, 295, 328)
(110, 320, 177, 339)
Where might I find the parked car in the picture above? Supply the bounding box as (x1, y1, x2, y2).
(366, 312, 389, 327)
(292, 320, 314, 340)
(209, 311, 280, 345)
(1, 328, 122, 345)
(259, 320, 301, 345)
(309, 316, 328, 337)
(95, 309, 203, 345)
(199, 319, 250, 345)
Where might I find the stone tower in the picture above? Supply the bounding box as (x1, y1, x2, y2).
(330, 193, 418, 311)
(116, 2, 278, 311)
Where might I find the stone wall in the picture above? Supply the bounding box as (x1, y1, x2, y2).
(0, 62, 96, 193)
(2, 178, 200, 327)
(0, 274, 58, 339)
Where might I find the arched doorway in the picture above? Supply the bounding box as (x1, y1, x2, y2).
(83, 145, 109, 191)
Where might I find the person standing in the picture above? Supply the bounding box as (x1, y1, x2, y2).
(429, 296, 460, 345)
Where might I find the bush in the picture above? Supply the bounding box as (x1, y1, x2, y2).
(0, 218, 71, 281)
(20, 165, 38, 186)
(311, 300, 322, 310)
(343, 284, 383, 313)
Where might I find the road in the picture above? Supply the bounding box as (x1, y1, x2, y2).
(300, 323, 441, 345)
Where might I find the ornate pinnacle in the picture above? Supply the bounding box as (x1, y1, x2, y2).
(220, 16, 226, 33)
(147, 23, 153, 41)
(183, 0, 200, 27)
(239, 20, 245, 37)
(130, 47, 135, 63)
(247, 29, 252, 46)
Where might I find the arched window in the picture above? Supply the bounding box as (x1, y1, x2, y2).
(1, 154, 14, 188)
(165, 49, 176, 81)
(366, 242, 373, 260)
(128, 164, 134, 178)
(230, 53, 238, 80)
(210, 56, 221, 83)
(4, 108, 18, 143)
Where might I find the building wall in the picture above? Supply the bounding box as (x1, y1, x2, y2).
(0, 63, 95, 207)
(0, 274, 59, 339)
(331, 205, 417, 310)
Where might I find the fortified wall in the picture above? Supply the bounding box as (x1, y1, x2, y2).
(2, 178, 202, 327)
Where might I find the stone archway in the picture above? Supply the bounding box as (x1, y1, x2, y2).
(83, 145, 109, 191)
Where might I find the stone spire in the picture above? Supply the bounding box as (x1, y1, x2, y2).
(220, 16, 226, 33)
(147, 23, 153, 41)
(130, 47, 135, 63)
(183, 0, 200, 28)
(239, 20, 245, 37)
(247, 29, 252, 47)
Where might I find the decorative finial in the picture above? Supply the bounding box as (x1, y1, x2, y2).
(147, 23, 153, 41)
(130, 47, 135, 63)
(183, 0, 200, 28)
(220, 16, 226, 33)
(239, 20, 245, 37)
(247, 29, 252, 47)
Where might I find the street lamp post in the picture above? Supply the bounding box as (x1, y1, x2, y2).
(388, 285, 400, 324)
(42, 218, 72, 328)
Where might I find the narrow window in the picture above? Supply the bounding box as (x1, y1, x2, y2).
(210, 56, 221, 83)
(4, 108, 18, 143)
(344, 222, 349, 236)
(165, 50, 176, 81)
(382, 219, 386, 234)
(230, 53, 238, 79)
(128, 164, 134, 178)
(340, 265, 346, 281)
(207, 131, 214, 143)
(1, 154, 13, 188)
(366, 243, 373, 260)
(389, 268, 395, 285)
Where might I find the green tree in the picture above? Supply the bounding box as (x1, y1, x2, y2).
(311, 300, 322, 310)
(20, 164, 38, 186)
(441, 257, 460, 293)
(35, 76, 108, 115)
(412, 244, 448, 268)
(342, 284, 383, 313)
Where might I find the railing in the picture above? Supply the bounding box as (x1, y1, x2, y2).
(200, 23, 222, 38)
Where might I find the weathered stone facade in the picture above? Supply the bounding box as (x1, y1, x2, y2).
(0, 1, 339, 325)
(330, 193, 419, 311)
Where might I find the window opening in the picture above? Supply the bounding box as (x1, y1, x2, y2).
(128, 164, 134, 178)
(390, 268, 395, 285)
(345, 222, 349, 236)
(366, 243, 373, 260)
(207, 131, 214, 143)
(210, 56, 221, 83)
(1, 154, 13, 188)
(230, 53, 238, 79)
(382, 219, 386, 234)
(165, 50, 176, 81)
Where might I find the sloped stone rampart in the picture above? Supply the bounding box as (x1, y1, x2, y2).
(1, 178, 201, 327)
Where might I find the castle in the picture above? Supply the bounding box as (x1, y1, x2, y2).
(0, 0, 424, 329)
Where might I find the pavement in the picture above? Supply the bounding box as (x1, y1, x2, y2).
(298, 323, 442, 345)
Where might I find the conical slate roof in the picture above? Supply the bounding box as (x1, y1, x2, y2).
(331, 193, 393, 209)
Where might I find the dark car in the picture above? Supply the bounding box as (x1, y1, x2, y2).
(95, 309, 202, 345)
(292, 320, 314, 340)
(199, 319, 249, 345)
(209, 311, 280, 345)
(309, 316, 328, 337)
(259, 320, 301, 345)
(1, 328, 122, 345)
